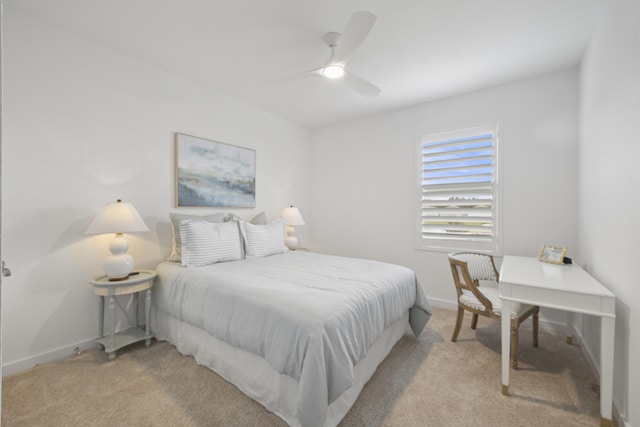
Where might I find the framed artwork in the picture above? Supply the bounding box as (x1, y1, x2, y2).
(537, 244, 568, 264)
(175, 133, 256, 207)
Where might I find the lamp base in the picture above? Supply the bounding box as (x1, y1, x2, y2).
(285, 225, 299, 250)
(103, 234, 134, 280)
(285, 236, 299, 250)
(103, 253, 134, 280)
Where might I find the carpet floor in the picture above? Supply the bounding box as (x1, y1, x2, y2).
(2, 308, 609, 426)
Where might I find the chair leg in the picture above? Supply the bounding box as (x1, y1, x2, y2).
(451, 307, 464, 342)
(511, 319, 519, 369)
(533, 311, 539, 348)
(471, 313, 479, 330)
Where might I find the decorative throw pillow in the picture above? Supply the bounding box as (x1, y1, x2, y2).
(178, 219, 242, 267)
(240, 218, 288, 258)
(168, 212, 226, 262)
(228, 211, 268, 225)
(248, 211, 268, 225)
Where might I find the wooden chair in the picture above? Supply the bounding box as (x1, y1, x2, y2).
(448, 252, 539, 368)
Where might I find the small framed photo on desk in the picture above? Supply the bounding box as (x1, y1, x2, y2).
(537, 244, 568, 264)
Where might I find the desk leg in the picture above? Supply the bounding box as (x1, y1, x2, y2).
(566, 312, 574, 344)
(145, 288, 151, 348)
(600, 316, 615, 427)
(501, 300, 511, 395)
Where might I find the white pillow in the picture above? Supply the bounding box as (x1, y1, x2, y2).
(168, 212, 226, 262)
(240, 218, 288, 258)
(179, 219, 242, 267)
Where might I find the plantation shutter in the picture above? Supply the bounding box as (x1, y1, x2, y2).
(416, 126, 499, 253)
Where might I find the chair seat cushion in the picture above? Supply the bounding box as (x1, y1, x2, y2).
(460, 287, 535, 319)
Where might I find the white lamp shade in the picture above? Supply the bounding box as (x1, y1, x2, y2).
(282, 206, 305, 226)
(86, 199, 148, 280)
(86, 199, 149, 234)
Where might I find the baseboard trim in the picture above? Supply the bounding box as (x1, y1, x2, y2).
(570, 326, 629, 427)
(2, 338, 97, 377)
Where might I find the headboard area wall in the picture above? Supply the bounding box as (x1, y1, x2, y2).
(2, 5, 312, 374)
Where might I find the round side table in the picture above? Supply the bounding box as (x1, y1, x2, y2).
(90, 269, 157, 359)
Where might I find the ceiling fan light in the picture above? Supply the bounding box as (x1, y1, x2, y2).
(323, 65, 344, 79)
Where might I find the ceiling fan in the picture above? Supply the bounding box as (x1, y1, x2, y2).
(277, 11, 381, 97)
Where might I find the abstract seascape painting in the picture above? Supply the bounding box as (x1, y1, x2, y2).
(175, 133, 256, 207)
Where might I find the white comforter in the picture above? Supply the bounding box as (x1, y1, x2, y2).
(154, 251, 431, 427)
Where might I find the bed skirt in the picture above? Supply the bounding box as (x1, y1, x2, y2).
(151, 306, 410, 427)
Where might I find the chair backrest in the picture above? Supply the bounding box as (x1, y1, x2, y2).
(448, 252, 499, 298)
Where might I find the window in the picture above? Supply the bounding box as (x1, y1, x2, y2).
(415, 125, 500, 254)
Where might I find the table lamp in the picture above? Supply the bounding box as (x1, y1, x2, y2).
(86, 199, 149, 281)
(282, 205, 305, 250)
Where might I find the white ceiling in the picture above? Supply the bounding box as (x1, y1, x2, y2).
(12, 0, 604, 129)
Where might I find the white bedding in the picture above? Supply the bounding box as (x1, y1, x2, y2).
(153, 251, 431, 427)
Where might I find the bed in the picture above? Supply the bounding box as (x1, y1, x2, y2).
(150, 214, 432, 427)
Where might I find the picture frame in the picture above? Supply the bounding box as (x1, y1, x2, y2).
(537, 244, 568, 264)
(175, 133, 256, 208)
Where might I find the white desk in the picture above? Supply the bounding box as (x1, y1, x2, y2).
(499, 256, 615, 427)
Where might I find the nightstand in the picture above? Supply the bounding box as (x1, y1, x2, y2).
(90, 269, 156, 359)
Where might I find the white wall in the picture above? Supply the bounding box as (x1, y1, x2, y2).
(310, 69, 579, 310)
(1, 6, 311, 373)
(579, 0, 640, 425)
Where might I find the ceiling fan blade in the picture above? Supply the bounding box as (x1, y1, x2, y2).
(267, 67, 323, 85)
(333, 11, 376, 64)
(343, 71, 380, 97)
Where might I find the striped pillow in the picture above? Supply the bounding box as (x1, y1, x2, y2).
(167, 212, 226, 262)
(179, 219, 242, 267)
(240, 218, 288, 258)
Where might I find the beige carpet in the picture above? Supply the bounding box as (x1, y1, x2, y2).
(2, 308, 608, 426)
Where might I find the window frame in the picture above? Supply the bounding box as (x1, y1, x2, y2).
(414, 124, 501, 255)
